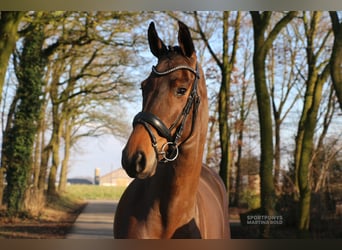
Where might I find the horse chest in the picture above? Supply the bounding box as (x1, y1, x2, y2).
(126, 195, 199, 238)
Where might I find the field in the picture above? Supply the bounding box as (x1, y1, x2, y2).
(65, 184, 126, 201)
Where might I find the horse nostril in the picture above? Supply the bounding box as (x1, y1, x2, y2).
(134, 151, 146, 174)
(122, 148, 148, 178)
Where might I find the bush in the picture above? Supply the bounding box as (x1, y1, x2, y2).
(240, 189, 260, 210)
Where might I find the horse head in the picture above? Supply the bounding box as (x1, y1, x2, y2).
(122, 21, 208, 179)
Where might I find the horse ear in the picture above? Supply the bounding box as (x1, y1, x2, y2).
(178, 21, 195, 58)
(148, 22, 167, 58)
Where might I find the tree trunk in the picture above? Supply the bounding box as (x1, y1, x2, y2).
(294, 79, 317, 200)
(3, 22, 45, 215)
(46, 58, 63, 196)
(38, 143, 51, 190)
(0, 11, 24, 103)
(32, 128, 41, 188)
(297, 76, 326, 236)
(250, 11, 297, 238)
(269, 46, 281, 194)
(205, 104, 218, 167)
(32, 94, 48, 190)
(0, 11, 24, 206)
(58, 116, 72, 192)
(234, 124, 244, 207)
(295, 11, 331, 237)
(194, 11, 240, 192)
(252, 38, 275, 238)
(47, 106, 61, 196)
(329, 11, 342, 110)
(312, 87, 336, 193)
(0, 169, 4, 205)
(0, 82, 20, 206)
(234, 45, 252, 207)
(274, 118, 281, 194)
(218, 11, 232, 189)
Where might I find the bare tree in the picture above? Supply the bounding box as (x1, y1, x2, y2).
(44, 12, 142, 195)
(250, 11, 297, 238)
(267, 24, 304, 193)
(294, 11, 332, 237)
(193, 11, 241, 191)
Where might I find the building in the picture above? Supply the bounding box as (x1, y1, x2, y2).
(67, 177, 93, 185)
(99, 168, 133, 187)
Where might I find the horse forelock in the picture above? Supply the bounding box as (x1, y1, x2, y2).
(167, 45, 181, 54)
(156, 45, 194, 64)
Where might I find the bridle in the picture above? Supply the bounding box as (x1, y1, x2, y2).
(133, 63, 201, 163)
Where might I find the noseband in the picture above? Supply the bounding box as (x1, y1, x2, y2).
(133, 63, 200, 162)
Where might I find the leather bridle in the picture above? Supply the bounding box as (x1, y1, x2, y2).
(133, 63, 201, 163)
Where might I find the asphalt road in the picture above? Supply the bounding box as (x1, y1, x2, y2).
(66, 200, 118, 239)
(66, 199, 239, 239)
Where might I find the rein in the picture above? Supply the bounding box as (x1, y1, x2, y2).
(133, 63, 200, 162)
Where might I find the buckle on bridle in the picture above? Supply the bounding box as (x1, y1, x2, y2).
(159, 142, 179, 162)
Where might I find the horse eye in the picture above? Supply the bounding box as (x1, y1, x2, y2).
(176, 88, 187, 96)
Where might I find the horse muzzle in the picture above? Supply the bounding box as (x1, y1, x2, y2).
(121, 145, 157, 179)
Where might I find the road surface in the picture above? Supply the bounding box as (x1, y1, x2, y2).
(66, 200, 117, 239)
(67, 199, 240, 239)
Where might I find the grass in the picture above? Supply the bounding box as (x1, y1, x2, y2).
(65, 184, 126, 201)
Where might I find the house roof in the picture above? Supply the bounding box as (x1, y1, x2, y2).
(101, 168, 132, 180)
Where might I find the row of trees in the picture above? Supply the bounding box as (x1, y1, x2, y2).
(0, 11, 147, 215)
(0, 11, 341, 238)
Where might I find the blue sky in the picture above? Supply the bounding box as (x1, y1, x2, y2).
(68, 134, 126, 179)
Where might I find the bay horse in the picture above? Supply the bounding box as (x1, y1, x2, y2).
(114, 21, 230, 239)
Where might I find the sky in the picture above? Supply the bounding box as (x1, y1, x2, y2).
(68, 133, 127, 179)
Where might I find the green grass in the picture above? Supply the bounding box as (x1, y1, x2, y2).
(65, 184, 126, 201)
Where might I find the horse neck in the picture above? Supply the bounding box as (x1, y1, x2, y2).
(151, 78, 208, 236)
(166, 80, 208, 200)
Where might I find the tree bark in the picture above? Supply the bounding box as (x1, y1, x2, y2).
(294, 11, 331, 237)
(58, 112, 73, 192)
(47, 84, 61, 196)
(218, 11, 232, 190)
(0, 11, 24, 103)
(0, 11, 24, 206)
(329, 11, 342, 110)
(297, 77, 325, 236)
